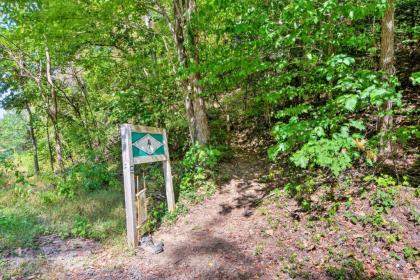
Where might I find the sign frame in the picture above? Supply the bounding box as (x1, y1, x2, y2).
(120, 124, 175, 248)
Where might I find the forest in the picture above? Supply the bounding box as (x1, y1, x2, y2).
(0, 0, 419, 279)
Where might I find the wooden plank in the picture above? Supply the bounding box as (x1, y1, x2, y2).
(129, 124, 165, 134)
(162, 130, 176, 212)
(136, 189, 148, 226)
(120, 124, 138, 248)
(133, 154, 167, 164)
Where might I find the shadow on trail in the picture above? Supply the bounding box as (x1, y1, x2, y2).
(214, 153, 277, 218)
(218, 177, 276, 217)
(161, 234, 260, 280)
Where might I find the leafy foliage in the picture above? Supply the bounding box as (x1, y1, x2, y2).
(0, 208, 45, 250)
(179, 144, 221, 200)
(0, 112, 28, 151)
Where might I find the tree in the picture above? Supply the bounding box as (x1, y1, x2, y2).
(379, 0, 396, 156)
(156, 0, 210, 144)
(24, 99, 40, 175)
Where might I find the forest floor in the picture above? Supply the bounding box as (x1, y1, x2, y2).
(2, 152, 419, 280)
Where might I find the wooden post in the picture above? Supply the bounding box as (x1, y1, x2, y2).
(121, 124, 175, 249)
(121, 124, 138, 248)
(163, 130, 176, 212)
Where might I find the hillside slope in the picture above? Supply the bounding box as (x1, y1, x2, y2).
(2, 152, 418, 279)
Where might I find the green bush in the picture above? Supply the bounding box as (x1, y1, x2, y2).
(179, 144, 221, 199)
(71, 215, 90, 238)
(365, 175, 398, 213)
(55, 160, 118, 198)
(0, 208, 45, 250)
(269, 54, 401, 177)
(327, 257, 394, 280)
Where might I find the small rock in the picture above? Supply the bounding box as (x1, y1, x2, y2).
(265, 229, 274, 236)
(372, 247, 381, 254)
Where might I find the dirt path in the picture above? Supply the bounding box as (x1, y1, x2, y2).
(3, 154, 275, 280)
(74, 153, 276, 279)
(135, 154, 275, 279)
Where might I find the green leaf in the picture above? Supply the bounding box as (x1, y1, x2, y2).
(267, 145, 279, 160)
(344, 95, 358, 111)
(410, 72, 420, 86)
(291, 152, 309, 168)
(349, 120, 365, 130)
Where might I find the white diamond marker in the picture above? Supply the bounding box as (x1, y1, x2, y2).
(133, 134, 163, 155)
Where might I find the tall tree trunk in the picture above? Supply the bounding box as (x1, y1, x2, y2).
(188, 0, 209, 144)
(52, 122, 65, 172)
(189, 76, 210, 144)
(172, 0, 209, 145)
(379, 0, 395, 156)
(25, 101, 40, 175)
(45, 46, 65, 171)
(46, 119, 55, 172)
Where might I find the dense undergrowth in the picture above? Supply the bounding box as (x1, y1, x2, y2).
(256, 168, 419, 279)
(0, 155, 126, 250)
(0, 144, 223, 252)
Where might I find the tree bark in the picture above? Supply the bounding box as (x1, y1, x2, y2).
(172, 0, 209, 145)
(25, 101, 40, 175)
(45, 46, 65, 171)
(379, 0, 395, 156)
(46, 119, 55, 172)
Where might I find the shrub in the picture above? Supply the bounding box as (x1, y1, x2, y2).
(269, 54, 401, 177)
(71, 215, 90, 238)
(0, 208, 45, 250)
(179, 144, 221, 199)
(55, 160, 118, 198)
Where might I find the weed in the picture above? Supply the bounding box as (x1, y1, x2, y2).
(255, 243, 264, 256)
(259, 170, 275, 183)
(284, 180, 315, 211)
(71, 215, 90, 238)
(312, 233, 323, 243)
(179, 144, 221, 200)
(1, 256, 47, 280)
(403, 246, 419, 262)
(288, 252, 297, 263)
(389, 251, 401, 260)
(371, 189, 396, 213)
(0, 180, 125, 251)
(407, 208, 420, 225)
(344, 211, 358, 224)
(372, 231, 400, 246)
(40, 191, 59, 205)
(339, 234, 348, 243)
(327, 257, 394, 280)
(0, 208, 45, 250)
(328, 202, 341, 218)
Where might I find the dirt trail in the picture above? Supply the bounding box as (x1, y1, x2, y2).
(4, 153, 275, 280)
(73, 153, 277, 279)
(136, 154, 275, 279)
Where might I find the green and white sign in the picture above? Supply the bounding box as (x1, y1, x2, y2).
(132, 132, 165, 157)
(124, 125, 169, 164)
(120, 124, 175, 249)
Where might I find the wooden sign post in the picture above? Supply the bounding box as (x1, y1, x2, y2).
(120, 124, 175, 248)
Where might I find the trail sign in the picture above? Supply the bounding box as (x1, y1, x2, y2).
(121, 124, 175, 248)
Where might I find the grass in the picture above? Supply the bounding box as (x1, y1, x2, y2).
(0, 174, 126, 252)
(0, 207, 45, 250)
(326, 257, 395, 280)
(0, 256, 47, 280)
